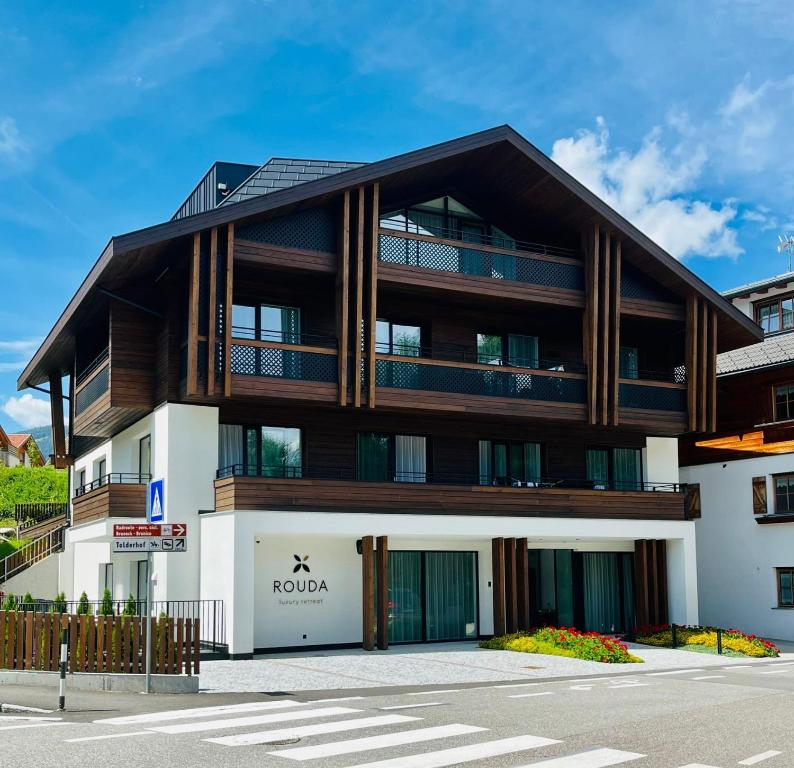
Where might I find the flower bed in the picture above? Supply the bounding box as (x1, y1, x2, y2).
(633, 624, 779, 658)
(481, 627, 642, 663)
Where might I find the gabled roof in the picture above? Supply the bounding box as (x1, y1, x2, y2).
(723, 271, 794, 300)
(718, 331, 794, 376)
(0, 424, 8, 449)
(7, 433, 32, 450)
(17, 124, 764, 390)
(220, 158, 366, 206)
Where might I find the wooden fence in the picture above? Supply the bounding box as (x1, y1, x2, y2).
(0, 611, 200, 675)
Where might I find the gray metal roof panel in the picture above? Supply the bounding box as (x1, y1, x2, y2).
(718, 331, 794, 375)
(723, 271, 794, 299)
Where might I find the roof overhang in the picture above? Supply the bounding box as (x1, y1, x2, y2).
(17, 124, 763, 390)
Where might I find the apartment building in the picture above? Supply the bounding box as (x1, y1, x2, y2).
(681, 271, 794, 640)
(16, 126, 760, 656)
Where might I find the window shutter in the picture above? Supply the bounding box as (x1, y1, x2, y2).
(685, 483, 701, 519)
(752, 476, 767, 515)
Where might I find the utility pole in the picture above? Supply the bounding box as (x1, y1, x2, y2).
(779, 234, 794, 272)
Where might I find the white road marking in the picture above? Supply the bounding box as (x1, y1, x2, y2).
(408, 689, 461, 696)
(647, 669, 705, 676)
(493, 682, 541, 689)
(96, 699, 302, 725)
(570, 685, 594, 691)
(305, 696, 366, 703)
(204, 714, 420, 747)
(690, 675, 726, 681)
(724, 665, 752, 670)
(760, 669, 790, 675)
(0, 722, 71, 731)
(0, 716, 62, 722)
(509, 692, 554, 699)
(609, 683, 649, 689)
(149, 705, 361, 735)
(739, 751, 783, 765)
(514, 748, 646, 767)
(380, 703, 445, 710)
(338, 734, 560, 768)
(65, 731, 155, 743)
(676, 764, 721, 767)
(268, 723, 487, 761)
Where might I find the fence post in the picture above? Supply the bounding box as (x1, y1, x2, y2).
(58, 621, 69, 711)
(717, 628, 723, 655)
(671, 623, 677, 649)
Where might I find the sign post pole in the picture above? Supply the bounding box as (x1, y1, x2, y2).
(144, 548, 153, 694)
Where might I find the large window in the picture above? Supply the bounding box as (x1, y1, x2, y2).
(139, 435, 151, 478)
(232, 303, 301, 343)
(229, 425, 302, 477)
(756, 296, 794, 334)
(774, 474, 794, 514)
(619, 346, 639, 379)
(476, 333, 539, 368)
(376, 320, 421, 356)
(777, 568, 794, 608)
(586, 448, 642, 491)
(357, 433, 427, 483)
(479, 440, 541, 486)
(775, 385, 794, 422)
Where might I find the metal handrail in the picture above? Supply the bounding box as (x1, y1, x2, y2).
(0, 526, 66, 583)
(231, 327, 337, 349)
(216, 464, 683, 492)
(75, 347, 110, 387)
(379, 221, 580, 259)
(74, 473, 151, 498)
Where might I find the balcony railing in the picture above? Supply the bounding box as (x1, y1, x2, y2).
(374, 356, 587, 404)
(74, 362, 109, 416)
(75, 346, 109, 387)
(378, 230, 584, 291)
(216, 464, 683, 493)
(74, 473, 151, 498)
(231, 327, 337, 348)
(230, 337, 337, 383)
(618, 382, 687, 412)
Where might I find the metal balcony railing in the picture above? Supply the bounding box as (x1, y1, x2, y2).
(74, 473, 151, 498)
(230, 342, 337, 383)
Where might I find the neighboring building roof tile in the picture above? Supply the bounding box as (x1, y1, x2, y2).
(717, 331, 794, 375)
(722, 271, 794, 299)
(220, 157, 367, 206)
(7, 433, 31, 449)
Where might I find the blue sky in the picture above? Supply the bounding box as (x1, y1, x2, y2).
(1, 0, 793, 430)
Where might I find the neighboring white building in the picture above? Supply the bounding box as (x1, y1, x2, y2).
(681, 271, 794, 640)
(0, 426, 44, 468)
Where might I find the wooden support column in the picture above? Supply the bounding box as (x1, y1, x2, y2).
(634, 540, 650, 627)
(376, 535, 388, 650)
(186, 232, 201, 397)
(224, 223, 235, 397)
(491, 538, 506, 637)
(337, 191, 350, 406)
(698, 299, 709, 433)
(367, 183, 380, 408)
(707, 308, 718, 433)
(634, 539, 669, 627)
(504, 538, 517, 634)
(515, 538, 529, 631)
(49, 372, 66, 461)
(207, 227, 218, 395)
(585, 224, 600, 425)
(361, 535, 375, 650)
(685, 296, 699, 433)
(599, 232, 611, 426)
(353, 188, 365, 408)
(609, 239, 622, 425)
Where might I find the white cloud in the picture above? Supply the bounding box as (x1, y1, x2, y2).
(2, 393, 51, 429)
(551, 118, 741, 260)
(0, 117, 29, 162)
(0, 338, 41, 378)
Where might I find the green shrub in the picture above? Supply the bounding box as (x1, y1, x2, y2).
(99, 589, 114, 616)
(76, 591, 92, 616)
(51, 592, 67, 614)
(122, 593, 137, 616)
(1, 593, 16, 611)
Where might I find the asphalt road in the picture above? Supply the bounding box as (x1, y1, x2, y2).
(4, 661, 794, 768)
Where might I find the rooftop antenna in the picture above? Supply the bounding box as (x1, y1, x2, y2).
(779, 234, 794, 272)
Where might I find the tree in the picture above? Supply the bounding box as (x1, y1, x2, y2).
(1, 593, 16, 611)
(0, 466, 67, 516)
(22, 592, 34, 610)
(122, 593, 137, 616)
(24, 438, 44, 468)
(99, 588, 114, 616)
(52, 591, 67, 614)
(76, 591, 92, 615)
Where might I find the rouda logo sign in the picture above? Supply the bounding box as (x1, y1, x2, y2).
(274, 554, 328, 594)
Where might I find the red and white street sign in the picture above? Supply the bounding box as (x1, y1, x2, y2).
(113, 523, 188, 537)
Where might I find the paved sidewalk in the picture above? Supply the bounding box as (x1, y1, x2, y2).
(200, 641, 793, 693)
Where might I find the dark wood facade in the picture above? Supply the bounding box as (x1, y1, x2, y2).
(71, 483, 147, 527)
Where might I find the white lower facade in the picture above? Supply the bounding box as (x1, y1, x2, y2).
(681, 455, 794, 641)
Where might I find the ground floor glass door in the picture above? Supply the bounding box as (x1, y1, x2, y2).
(388, 551, 478, 643)
(582, 552, 635, 633)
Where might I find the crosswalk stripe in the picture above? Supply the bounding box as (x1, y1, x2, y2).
(739, 751, 784, 765)
(676, 764, 721, 767)
(268, 723, 487, 761)
(0, 722, 71, 732)
(690, 676, 725, 681)
(760, 669, 790, 675)
(380, 703, 445, 711)
(65, 731, 155, 743)
(97, 699, 302, 725)
(514, 748, 645, 767)
(510, 692, 554, 699)
(204, 714, 421, 747)
(647, 669, 704, 676)
(335, 734, 560, 768)
(0, 716, 62, 722)
(149, 706, 361, 735)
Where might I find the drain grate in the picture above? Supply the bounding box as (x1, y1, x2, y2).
(259, 737, 301, 746)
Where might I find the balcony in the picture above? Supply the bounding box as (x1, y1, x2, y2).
(372, 347, 588, 421)
(229, 328, 338, 402)
(377, 229, 585, 306)
(618, 368, 687, 429)
(72, 473, 149, 527)
(214, 466, 687, 520)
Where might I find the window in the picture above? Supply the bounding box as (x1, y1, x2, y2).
(777, 569, 794, 607)
(774, 474, 794, 514)
(477, 333, 540, 368)
(357, 433, 427, 483)
(133, 559, 148, 602)
(101, 563, 113, 594)
(619, 347, 639, 379)
(376, 320, 421, 356)
(95, 458, 107, 484)
(243, 426, 302, 477)
(477, 334, 503, 365)
(232, 303, 301, 343)
(586, 448, 642, 491)
(775, 385, 794, 422)
(479, 440, 541, 486)
(756, 296, 794, 334)
(139, 435, 151, 478)
(77, 468, 86, 490)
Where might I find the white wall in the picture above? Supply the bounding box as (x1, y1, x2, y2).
(643, 437, 680, 486)
(682, 454, 794, 640)
(2, 552, 59, 599)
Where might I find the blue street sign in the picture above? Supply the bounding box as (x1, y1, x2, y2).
(147, 478, 165, 523)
